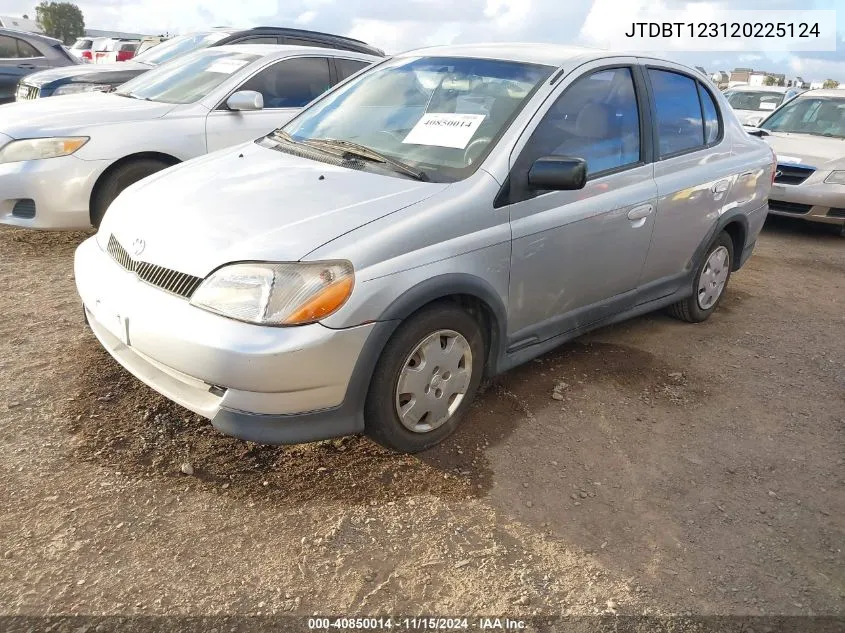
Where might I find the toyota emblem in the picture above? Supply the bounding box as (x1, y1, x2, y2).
(131, 238, 146, 256)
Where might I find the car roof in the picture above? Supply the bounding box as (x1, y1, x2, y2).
(204, 26, 384, 55)
(0, 27, 63, 46)
(729, 85, 789, 93)
(395, 42, 614, 67)
(796, 88, 845, 98)
(197, 44, 379, 61)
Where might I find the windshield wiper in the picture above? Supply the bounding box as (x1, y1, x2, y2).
(304, 138, 428, 181)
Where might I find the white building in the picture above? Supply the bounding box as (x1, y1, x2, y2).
(0, 15, 43, 33)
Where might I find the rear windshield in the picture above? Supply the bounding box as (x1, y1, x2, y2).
(726, 91, 784, 112)
(72, 39, 92, 50)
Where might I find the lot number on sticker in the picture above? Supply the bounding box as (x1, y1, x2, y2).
(403, 113, 486, 149)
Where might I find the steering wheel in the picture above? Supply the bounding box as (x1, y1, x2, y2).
(464, 137, 492, 165)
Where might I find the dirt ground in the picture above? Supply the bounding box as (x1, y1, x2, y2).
(0, 215, 842, 619)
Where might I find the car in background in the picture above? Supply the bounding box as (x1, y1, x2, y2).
(0, 45, 378, 230)
(96, 39, 140, 63)
(74, 45, 774, 452)
(137, 36, 167, 55)
(69, 36, 109, 63)
(753, 89, 845, 236)
(16, 27, 385, 100)
(0, 28, 77, 104)
(723, 85, 802, 126)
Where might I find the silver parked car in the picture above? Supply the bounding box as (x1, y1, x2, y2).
(723, 85, 802, 127)
(0, 45, 377, 229)
(75, 44, 775, 452)
(752, 89, 845, 236)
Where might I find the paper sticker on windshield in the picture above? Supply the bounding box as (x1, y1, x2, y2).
(206, 59, 249, 74)
(402, 113, 486, 149)
(759, 102, 777, 111)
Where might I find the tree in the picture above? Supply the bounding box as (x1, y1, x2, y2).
(35, 2, 84, 45)
(823, 79, 840, 89)
(763, 75, 776, 86)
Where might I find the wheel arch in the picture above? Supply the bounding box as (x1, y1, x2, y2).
(89, 151, 182, 224)
(377, 273, 509, 377)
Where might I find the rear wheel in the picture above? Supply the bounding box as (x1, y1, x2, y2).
(668, 231, 734, 323)
(91, 159, 171, 228)
(364, 304, 485, 453)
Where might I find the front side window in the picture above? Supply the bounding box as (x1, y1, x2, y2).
(517, 67, 641, 178)
(280, 56, 554, 182)
(649, 69, 705, 157)
(726, 91, 783, 112)
(238, 57, 331, 108)
(761, 97, 845, 138)
(133, 32, 229, 66)
(0, 36, 19, 58)
(115, 50, 260, 104)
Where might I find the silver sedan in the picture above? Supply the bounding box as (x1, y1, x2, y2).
(75, 44, 774, 452)
(0, 45, 377, 229)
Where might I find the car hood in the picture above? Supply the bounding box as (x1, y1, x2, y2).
(763, 132, 845, 169)
(0, 92, 176, 138)
(101, 141, 450, 277)
(21, 61, 149, 87)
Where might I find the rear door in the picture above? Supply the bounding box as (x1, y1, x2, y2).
(205, 56, 332, 152)
(637, 63, 739, 294)
(0, 35, 49, 103)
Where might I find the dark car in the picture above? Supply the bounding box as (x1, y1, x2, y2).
(0, 28, 77, 104)
(16, 27, 384, 100)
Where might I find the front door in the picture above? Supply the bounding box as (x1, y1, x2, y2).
(205, 56, 332, 153)
(504, 63, 657, 342)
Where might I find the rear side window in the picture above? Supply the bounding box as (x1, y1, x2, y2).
(239, 36, 278, 45)
(648, 69, 704, 157)
(238, 57, 331, 108)
(16, 39, 40, 57)
(286, 37, 323, 47)
(698, 82, 721, 144)
(336, 58, 369, 81)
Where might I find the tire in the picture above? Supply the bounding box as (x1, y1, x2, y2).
(668, 231, 734, 323)
(90, 159, 171, 228)
(364, 303, 485, 453)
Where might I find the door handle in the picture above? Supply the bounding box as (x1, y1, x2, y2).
(712, 179, 730, 194)
(17, 63, 36, 69)
(627, 204, 654, 221)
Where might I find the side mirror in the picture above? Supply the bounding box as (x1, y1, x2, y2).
(527, 156, 587, 191)
(226, 90, 264, 111)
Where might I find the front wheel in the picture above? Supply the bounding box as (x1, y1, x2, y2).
(90, 159, 171, 228)
(668, 231, 734, 323)
(364, 304, 485, 453)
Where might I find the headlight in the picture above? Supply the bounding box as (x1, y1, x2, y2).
(190, 261, 355, 326)
(0, 137, 89, 164)
(824, 171, 845, 185)
(52, 83, 109, 96)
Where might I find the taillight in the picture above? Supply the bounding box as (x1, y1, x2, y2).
(116, 50, 134, 62)
(81, 50, 92, 60)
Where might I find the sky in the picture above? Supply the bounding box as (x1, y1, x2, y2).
(4, 0, 844, 81)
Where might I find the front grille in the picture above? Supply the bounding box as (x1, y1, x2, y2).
(15, 83, 39, 101)
(768, 199, 812, 215)
(107, 234, 203, 299)
(828, 208, 845, 219)
(774, 164, 815, 185)
(12, 199, 35, 218)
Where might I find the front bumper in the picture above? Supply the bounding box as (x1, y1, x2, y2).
(0, 153, 110, 229)
(74, 236, 381, 443)
(768, 180, 845, 226)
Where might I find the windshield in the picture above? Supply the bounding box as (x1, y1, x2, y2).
(727, 91, 784, 112)
(133, 31, 229, 66)
(115, 50, 259, 104)
(278, 56, 554, 182)
(760, 96, 845, 138)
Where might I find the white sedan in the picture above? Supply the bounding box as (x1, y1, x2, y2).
(0, 45, 377, 229)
